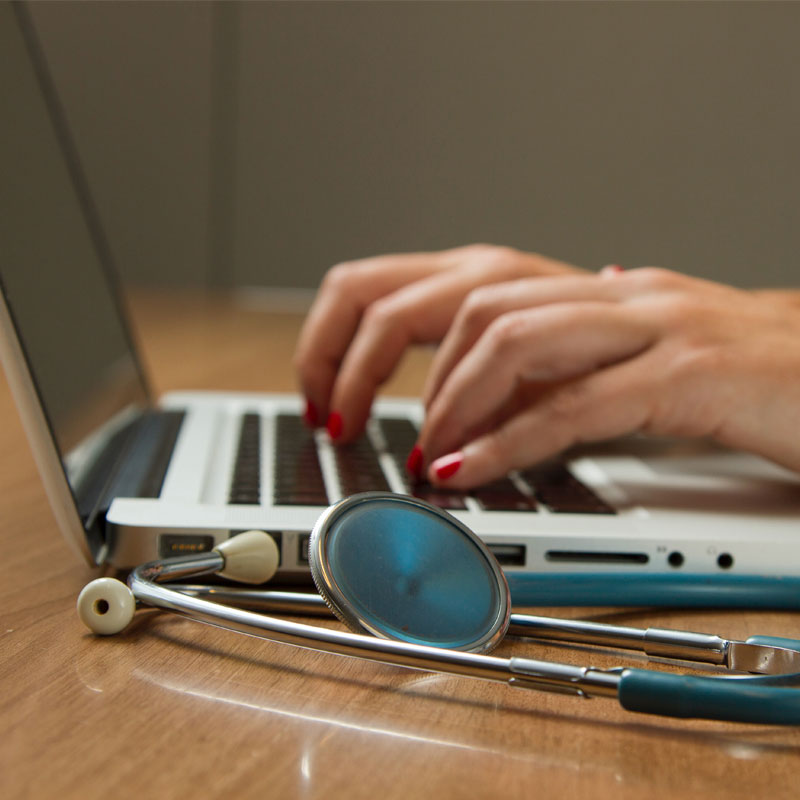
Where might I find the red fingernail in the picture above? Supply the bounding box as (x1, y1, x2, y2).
(405, 445, 423, 480)
(601, 264, 624, 276)
(432, 452, 463, 481)
(326, 411, 343, 440)
(303, 398, 319, 427)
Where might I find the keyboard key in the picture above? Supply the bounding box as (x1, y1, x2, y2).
(334, 436, 391, 495)
(471, 478, 537, 511)
(378, 417, 419, 456)
(520, 463, 615, 514)
(410, 483, 468, 510)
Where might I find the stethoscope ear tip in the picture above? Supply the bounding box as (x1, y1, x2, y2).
(77, 577, 136, 635)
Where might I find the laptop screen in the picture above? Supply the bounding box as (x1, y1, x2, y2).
(0, 4, 149, 468)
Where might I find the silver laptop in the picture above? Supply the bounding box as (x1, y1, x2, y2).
(4, 3, 800, 607)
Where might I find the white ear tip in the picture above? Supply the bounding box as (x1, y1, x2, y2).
(214, 531, 279, 584)
(77, 577, 136, 635)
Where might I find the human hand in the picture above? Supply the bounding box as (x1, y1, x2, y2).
(416, 267, 800, 487)
(294, 244, 581, 441)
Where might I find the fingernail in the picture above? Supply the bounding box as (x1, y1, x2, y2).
(405, 445, 423, 480)
(303, 398, 319, 427)
(432, 451, 464, 482)
(326, 410, 343, 441)
(600, 264, 624, 277)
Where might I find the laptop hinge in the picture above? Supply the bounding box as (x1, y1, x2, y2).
(78, 410, 186, 536)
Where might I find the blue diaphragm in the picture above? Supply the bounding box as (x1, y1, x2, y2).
(309, 493, 510, 653)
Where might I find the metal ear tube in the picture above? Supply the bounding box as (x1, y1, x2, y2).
(77, 530, 280, 635)
(78, 493, 800, 725)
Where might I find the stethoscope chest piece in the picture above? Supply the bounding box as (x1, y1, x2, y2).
(308, 493, 511, 653)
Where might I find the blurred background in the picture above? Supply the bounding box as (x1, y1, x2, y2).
(28, 0, 800, 292)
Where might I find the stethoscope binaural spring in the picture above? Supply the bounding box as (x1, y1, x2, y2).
(78, 492, 800, 725)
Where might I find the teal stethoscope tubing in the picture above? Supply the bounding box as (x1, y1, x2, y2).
(618, 669, 800, 724)
(165, 582, 800, 725)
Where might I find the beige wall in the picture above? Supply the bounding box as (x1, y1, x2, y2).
(30, 1, 216, 286)
(30, 1, 800, 290)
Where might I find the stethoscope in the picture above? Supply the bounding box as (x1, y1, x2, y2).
(77, 492, 800, 725)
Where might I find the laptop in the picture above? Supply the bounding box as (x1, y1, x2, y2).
(4, 2, 800, 607)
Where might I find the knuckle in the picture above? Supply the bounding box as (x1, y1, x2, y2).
(320, 261, 362, 296)
(629, 266, 679, 291)
(650, 294, 706, 329)
(360, 297, 396, 332)
(460, 242, 501, 258)
(459, 243, 519, 270)
(457, 287, 501, 333)
(482, 312, 525, 357)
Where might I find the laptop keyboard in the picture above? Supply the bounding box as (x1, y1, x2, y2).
(263, 412, 615, 514)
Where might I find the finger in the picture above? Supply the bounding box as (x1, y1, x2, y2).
(419, 302, 655, 464)
(427, 355, 658, 488)
(422, 273, 630, 408)
(294, 251, 452, 423)
(326, 266, 507, 441)
(324, 248, 587, 441)
(296, 245, 585, 425)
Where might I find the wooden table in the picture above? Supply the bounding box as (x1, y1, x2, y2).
(2, 290, 799, 800)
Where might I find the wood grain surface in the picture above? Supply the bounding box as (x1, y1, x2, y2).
(1, 290, 798, 800)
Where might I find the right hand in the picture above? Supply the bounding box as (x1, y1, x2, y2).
(293, 244, 582, 441)
(417, 267, 800, 487)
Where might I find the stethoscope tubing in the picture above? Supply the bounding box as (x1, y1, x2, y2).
(166, 584, 796, 673)
(131, 555, 800, 724)
(132, 555, 617, 695)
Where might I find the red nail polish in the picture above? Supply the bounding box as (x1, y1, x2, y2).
(433, 452, 463, 481)
(600, 264, 624, 276)
(405, 445, 423, 480)
(303, 398, 319, 427)
(326, 411, 343, 440)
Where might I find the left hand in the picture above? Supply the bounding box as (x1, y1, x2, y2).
(293, 244, 580, 441)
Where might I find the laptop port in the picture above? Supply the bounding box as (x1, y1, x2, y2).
(717, 552, 734, 569)
(298, 534, 310, 565)
(668, 551, 684, 568)
(545, 550, 648, 565)
(158, 534, 214, 558)
(488, 543, 526, 567)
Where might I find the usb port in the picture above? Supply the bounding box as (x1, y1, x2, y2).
(488, 543, 526, 567)
(158, 534, 214, 558)
(298, 534, 310, 565)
